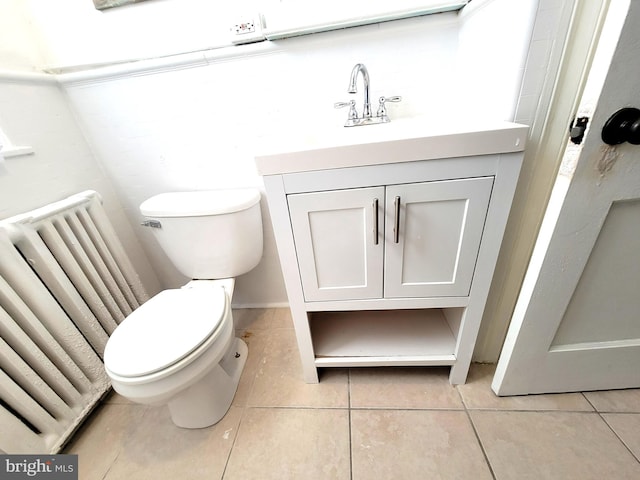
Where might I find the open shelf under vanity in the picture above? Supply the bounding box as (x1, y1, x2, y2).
(309, 308, 462, 367)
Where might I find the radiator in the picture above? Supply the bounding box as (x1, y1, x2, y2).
(0, 191, 148, 454)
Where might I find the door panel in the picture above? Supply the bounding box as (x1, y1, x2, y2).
(551, 199, 640, 346)
(287, 187, 384, 301)
(384, 177, 493, 298)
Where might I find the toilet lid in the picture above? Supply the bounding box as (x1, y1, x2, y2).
(104, 287, 227, 378)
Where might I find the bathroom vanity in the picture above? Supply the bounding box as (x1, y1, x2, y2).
(255, 119, 527, 384)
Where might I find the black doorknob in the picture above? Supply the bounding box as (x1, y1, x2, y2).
(601, 107, 640, 145)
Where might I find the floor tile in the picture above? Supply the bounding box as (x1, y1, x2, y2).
(102, 391, 135, 405)
(61, 309, 640, 480)
(233, 308, 275, 332)
(233, 308, 295, 332)
(602, 413, 640, 460)
(232, 328, 268, 407)
(63, 403, 147, 480)
(247, 328, 349, 408)
(350, 367, 464, 409)
(351, 409, 492, 480)
(584, 388, 640, 412)
(103, 405, 243, 480)
(471, 410, 640, 479)
(458, 363, 594, 411)
(270, 308, 294, 329)
(223, 408, 350, 480)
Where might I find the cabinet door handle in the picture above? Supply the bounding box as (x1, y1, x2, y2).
(372, 198, 379, 245)
(393, 196, 401, 243)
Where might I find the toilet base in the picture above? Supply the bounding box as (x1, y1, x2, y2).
(167, 337, 248, 428)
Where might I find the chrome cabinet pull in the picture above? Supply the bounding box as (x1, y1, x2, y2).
(372, 198, 379, 245)
(393, 196, 401, 243)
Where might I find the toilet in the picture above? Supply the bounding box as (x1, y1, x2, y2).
(103, 189, 263, 428)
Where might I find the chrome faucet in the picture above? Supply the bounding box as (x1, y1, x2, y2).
(348, 63, 372, 119)
(335, 63, 402, 127)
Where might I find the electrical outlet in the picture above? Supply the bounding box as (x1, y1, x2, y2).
(230, 14, 265, 45)
(233, 20, 256, 35)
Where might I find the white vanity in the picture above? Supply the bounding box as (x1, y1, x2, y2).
(256, 119, 527, 384)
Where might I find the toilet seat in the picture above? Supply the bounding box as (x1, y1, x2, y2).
(104, 286, 227, 379)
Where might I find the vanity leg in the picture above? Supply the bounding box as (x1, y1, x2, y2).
(290, 304, 319, 384)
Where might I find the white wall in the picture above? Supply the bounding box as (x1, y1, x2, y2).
(19, 0, 472, 73)
(457, 0, 538, 119)
(0, 0, 46, 71)
(21, 0, 248, 71)
(0, 0, 561, 357)
(0, 76, 162, 296)
(58, 14, 458, 306)
(56, 2, 537, 307)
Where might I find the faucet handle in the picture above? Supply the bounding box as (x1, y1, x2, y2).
(377, 96, 402, 118)
(334, 100, 358, 120)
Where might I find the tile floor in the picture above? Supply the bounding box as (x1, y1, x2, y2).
(65, 308, 640, 480)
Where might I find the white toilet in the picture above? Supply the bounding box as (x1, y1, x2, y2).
(103, 189, 263, 428)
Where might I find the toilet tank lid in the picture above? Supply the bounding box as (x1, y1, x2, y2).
(140, 189, 261, 217)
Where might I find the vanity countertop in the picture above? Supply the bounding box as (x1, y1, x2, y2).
(255, 118, 528, 175)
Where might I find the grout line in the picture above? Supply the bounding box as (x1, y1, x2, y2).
(457, 386, 497, 480)
(223, 309, 270, 480)
(220, 408, 247, 480)
(348, 368, 354, 480)
(244, 405, 351, 411)
(598, 412, 640, 465)
(583, 393, 640, 466)
(462, 407, 602, 413)
(464, 409, 497, 480)
(349, 406, 467, 411)
(101, 452, 119, 480)
(580, 391, 597, 412)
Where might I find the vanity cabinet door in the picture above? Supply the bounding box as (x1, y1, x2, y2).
(384, 177, 494, 298)
(287, 187, 385, 301)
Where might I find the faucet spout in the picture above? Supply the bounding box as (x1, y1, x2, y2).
(348, 63, 372, 118)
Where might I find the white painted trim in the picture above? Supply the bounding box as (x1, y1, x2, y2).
(0, 70, 56, 84)
(548, 338, 640, 353)
(315, 356, 456, 367)
(54, 8, 458, 86)
(56, 42, 283, 86)
(1, 146, 35, 158)
(55, 51, 208, 86)
(0, 129, 34, 162)
(262, 1, 465, 40)
(474, 0, 611, 362)
(493, 0, 640, 396)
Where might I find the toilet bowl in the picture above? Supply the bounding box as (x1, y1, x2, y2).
(103, 189, 263, 428)
(104, 281, 247, 428)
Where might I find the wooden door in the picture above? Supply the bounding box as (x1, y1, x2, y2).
(494, 1, 640, 395)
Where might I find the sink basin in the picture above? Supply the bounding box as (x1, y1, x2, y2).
(254, 117, 528, 175)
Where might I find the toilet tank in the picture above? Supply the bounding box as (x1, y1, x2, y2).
(140, 189, 263, 279)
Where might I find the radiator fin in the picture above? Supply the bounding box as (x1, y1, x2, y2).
(0, 191, 149, 453)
